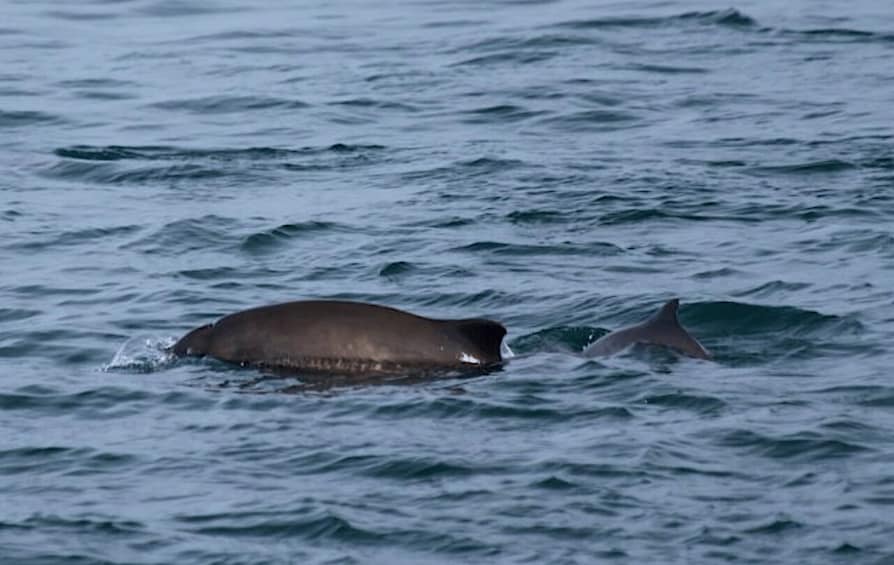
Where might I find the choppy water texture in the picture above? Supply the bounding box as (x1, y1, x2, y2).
(2, 0, 894, 563)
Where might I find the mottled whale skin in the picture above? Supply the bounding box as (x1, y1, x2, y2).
(584, 299, 711, 359)
(172, 300, 506, 375)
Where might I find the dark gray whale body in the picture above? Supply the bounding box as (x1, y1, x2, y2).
(584, 299, 711, 360)
(173, 300, 506, 375)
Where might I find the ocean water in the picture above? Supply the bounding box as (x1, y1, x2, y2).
(2, 0, 894, 562)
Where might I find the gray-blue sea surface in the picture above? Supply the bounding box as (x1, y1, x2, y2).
(2, 0, 894, 563)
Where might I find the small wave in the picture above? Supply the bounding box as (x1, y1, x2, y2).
(364, 456, 490, 480)
(0, 110, 64, 128)
(175, 266, 247, 282)
(458, 156, 525, 171)
(683, 300, 866, 363)
(733, 280, 812, 299)
(684, 301, 862, 337)
(176, 508, 494, 556)
(54, 145, 170, 161)
(138, 0, 245, 18)
(368, 394, 580, 423)
(55, 78, 135, 89)
(40, 160, 232, 185)
(691, 267, 744, 280)
(624, 62, 710, 74)
(240, 221, 339, 254)
(150, 95, 308, 114)
(744, 517, 803, 535)
(554, 9, 757, 31)
(124, 215, 241, 256)
(44, 10, 117, 21)
(713, 429, 869, 461)
(781, 27, 894, 44)
(677, 9, 758, 28)
(2, 209, 23, 221)
(490, 33, 598, 50)
(597, 208, 709, 226)
(72, 89, 135, 101)
(539, 109, 641, 132)
(637, 392, 727, 415)
(506, 209, 566, 224)
(461, 103, 545, 124)
(552, 9, 893, 50)
(398, 157, 525, 182)
(851, 387, 894, 408)
(6, 224, 141, 252)
(50, 144, 387, 183)
(329, 98, 419, 112)
(185, 512, 382, 542)
(453, 240, 623, 257)
(799, 228, 894, 257)
(54, 144, 381, 162)
(18, 513, 144, 535)
(451, 50, 558, 67)
(730, 202, 880, 223)
(0, 308, 40, 323)
(531, 475, 577, 490)
(748, 159, 857, 175)
(0, 445, 138, 475)
(378, 261, 415, 279)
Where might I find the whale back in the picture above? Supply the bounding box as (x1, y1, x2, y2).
(172, 324, 213, 356)
(172, 300, 506, 374)
(584, 299, 711, 359)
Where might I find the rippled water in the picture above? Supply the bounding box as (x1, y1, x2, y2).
(3, 0, 894, 563)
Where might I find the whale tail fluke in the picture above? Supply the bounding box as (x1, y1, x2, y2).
(172, 323, 213, 357)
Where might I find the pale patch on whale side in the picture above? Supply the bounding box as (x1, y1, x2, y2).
(459, 352, 482, 364)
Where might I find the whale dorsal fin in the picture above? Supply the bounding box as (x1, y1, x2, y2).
(641, 299, 711, 359)
(651, 298, 680, 324)
(584, 298, 711, 360)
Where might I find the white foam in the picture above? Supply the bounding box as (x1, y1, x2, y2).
(500, 342, 515, 359)
(103, 335, 176, 373)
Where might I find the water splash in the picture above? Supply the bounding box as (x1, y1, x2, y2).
(104, 336, 176, 373)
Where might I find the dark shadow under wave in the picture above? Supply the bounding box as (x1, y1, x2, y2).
(452, 240, 623, 257)
(711, 429, 869, 462)
(684, 301, 862, 337)
(45, 144, 387, 185)
(553, 8, 894, 47)
(684, 301, 869, 364)
(0, 110, 65, 128)
(780, 27, 894, 44)
(54, 144, 386, 162)
(240, 221, 341, 254)
(124, 215, 241, 256)
(150, 95, 309, 114)
(554, 9, 758, 31)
